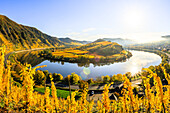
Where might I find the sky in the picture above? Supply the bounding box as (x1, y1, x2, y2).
(0, 0, 170, 43)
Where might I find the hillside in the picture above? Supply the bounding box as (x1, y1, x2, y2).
(75, 40, 125, 56)
(40, 40, 132, 64)
(58, 37, 91, 46)
(0, 15, 64, 51)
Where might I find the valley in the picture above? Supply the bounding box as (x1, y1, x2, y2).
(0, 13, 169, 112)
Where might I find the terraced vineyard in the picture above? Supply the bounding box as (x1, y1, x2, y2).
(40, 40, 132, 63)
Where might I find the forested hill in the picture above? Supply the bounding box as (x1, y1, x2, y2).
(0, 15, 64, 51)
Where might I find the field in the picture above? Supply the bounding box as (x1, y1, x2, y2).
(34, 87, 72, 99)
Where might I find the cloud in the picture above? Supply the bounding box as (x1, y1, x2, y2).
(82, 28, 96, 32)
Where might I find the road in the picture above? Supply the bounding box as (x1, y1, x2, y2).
(4, 48, 50, 66)
(54, 79, 142, 90)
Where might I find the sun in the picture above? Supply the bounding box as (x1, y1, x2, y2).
(123, 9, 145, 29)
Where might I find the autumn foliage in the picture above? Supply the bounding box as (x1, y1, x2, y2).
(0, 47, 170, 112)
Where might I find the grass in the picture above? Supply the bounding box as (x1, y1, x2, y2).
(34, 87, 72, 98)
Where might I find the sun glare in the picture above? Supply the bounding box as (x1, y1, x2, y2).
(124, 9, 145, 29)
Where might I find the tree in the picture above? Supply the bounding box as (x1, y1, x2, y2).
(52, 73, 63, 82)
(43, 70, 49, 76)
(110, 75, 117, 82)
(79, 80, 88, 91)
(125, 72, 132, 80)
(116, 74, 123, 82)
(43, 70, 51, 82)
(163, 63, 170, 74)
(34, 70, 46, 85)
(64, 73, 81, 85)
(71, 72, 81, 84)
(87, 78, 94, 84)
(102, 75, 110, 83)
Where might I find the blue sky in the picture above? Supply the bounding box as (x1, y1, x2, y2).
(1, 0, 170, 42)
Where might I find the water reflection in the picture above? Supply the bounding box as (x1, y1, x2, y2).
(33, 50, 161, 79)
(15, 50, 128, 68)
(15, 50, 44, 67)
(47, 59, 127, 67)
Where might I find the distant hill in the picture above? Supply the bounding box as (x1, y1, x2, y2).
(58, 37, 91, 46)
(0, 15, 64, 51)
(162, 35, 170, 39)
(128, 36, 170, 50)
(94, 38, 105, 42)
(102, 38, 136, 46)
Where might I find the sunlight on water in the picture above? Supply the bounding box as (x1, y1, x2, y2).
(36, 50, 161, 79)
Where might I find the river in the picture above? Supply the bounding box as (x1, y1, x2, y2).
(33, 50, 161, 79)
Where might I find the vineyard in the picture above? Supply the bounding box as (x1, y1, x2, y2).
(39, 41, 132, 65)
(0, 46, 170, 112)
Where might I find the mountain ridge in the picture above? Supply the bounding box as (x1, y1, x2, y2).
(0, 15, 64, 51)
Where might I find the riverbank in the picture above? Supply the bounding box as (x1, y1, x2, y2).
(35, 50, 161, 78)
(39, 49, 132, 65)
(126, 48, 169, 64)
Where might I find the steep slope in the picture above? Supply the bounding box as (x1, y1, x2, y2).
(0, 15, 64, 51)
